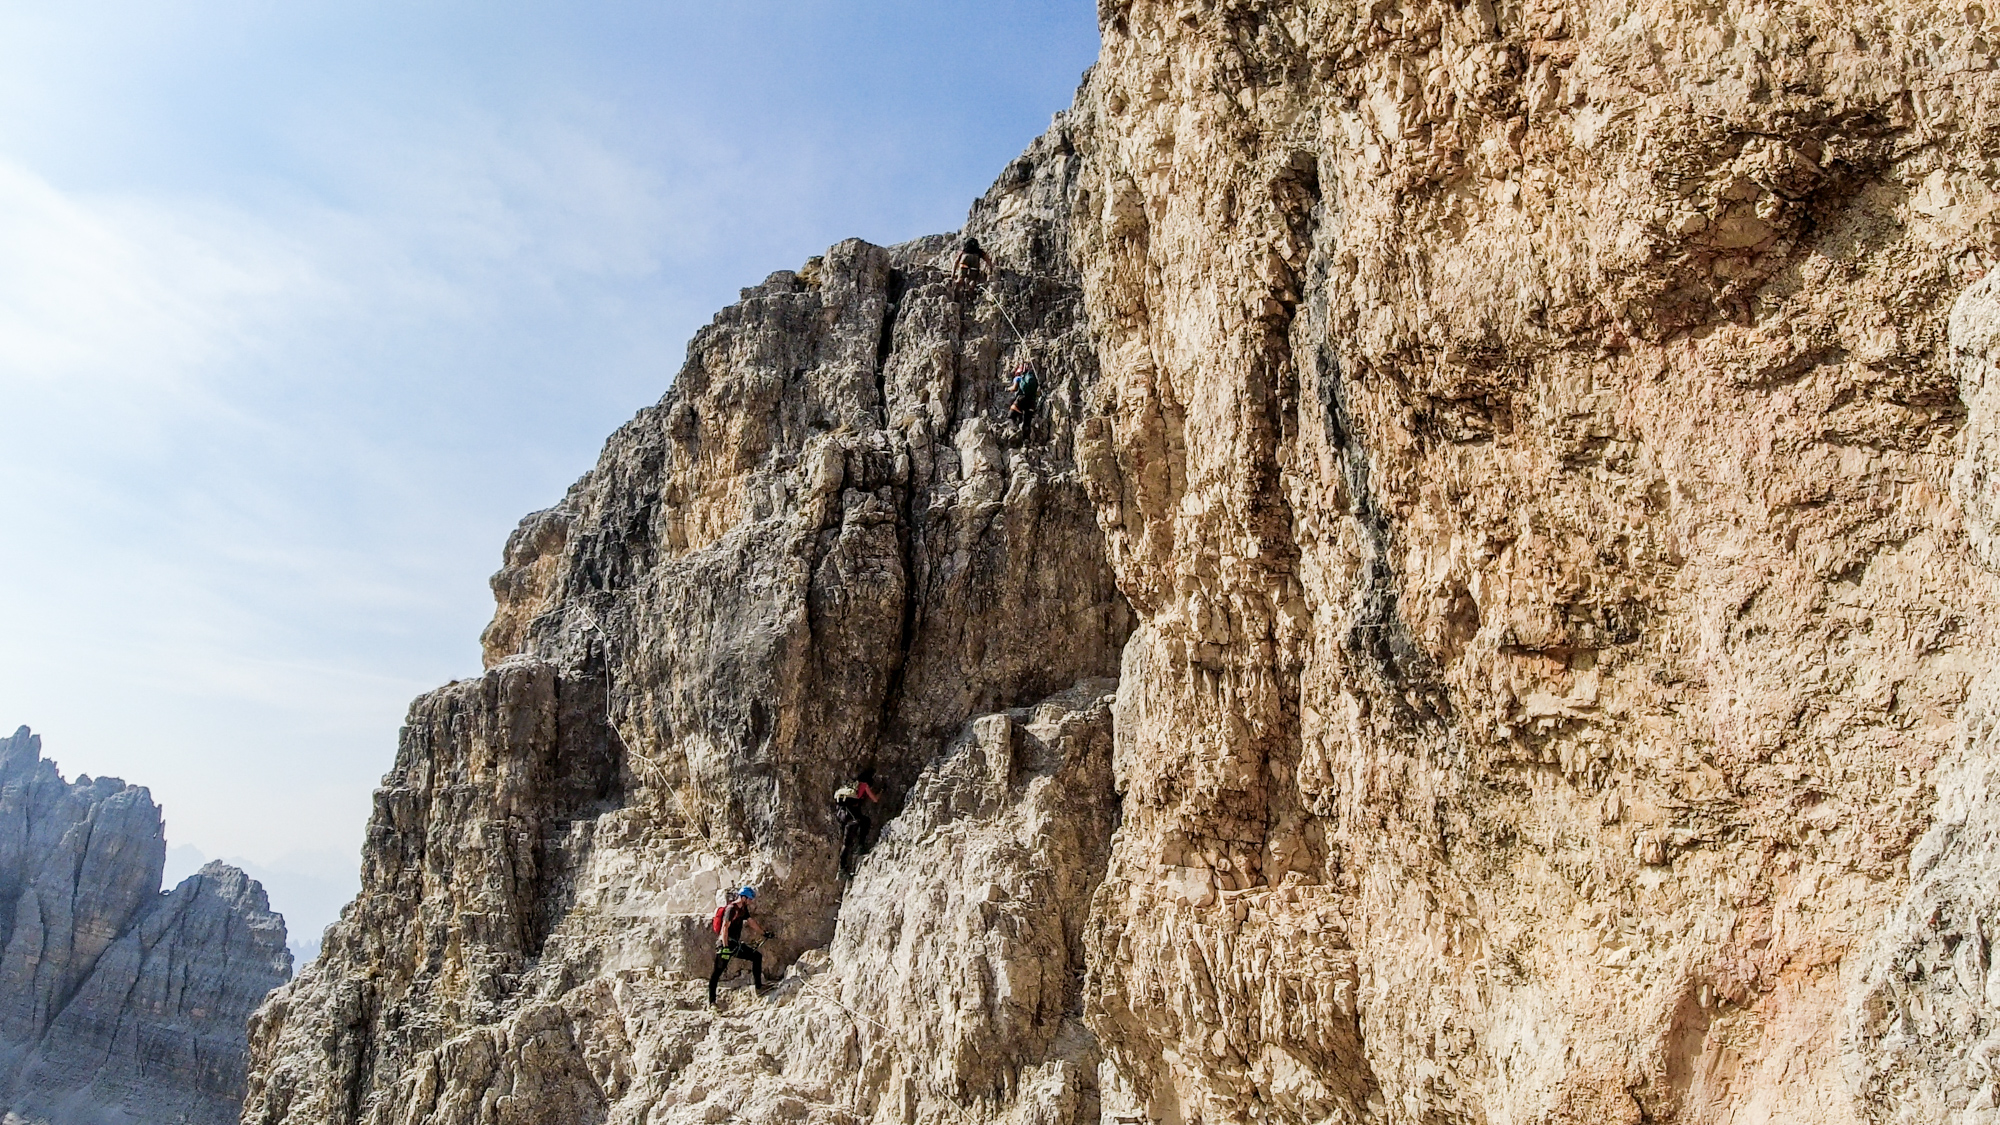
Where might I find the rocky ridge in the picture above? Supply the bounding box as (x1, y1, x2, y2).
(246, 1, 2000, 1123)
(0, 726, 291, 1125)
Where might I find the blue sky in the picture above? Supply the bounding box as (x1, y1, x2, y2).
(0, 0, 1099, 953)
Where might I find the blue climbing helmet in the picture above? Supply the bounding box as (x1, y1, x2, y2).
(738, 885, 757, 899)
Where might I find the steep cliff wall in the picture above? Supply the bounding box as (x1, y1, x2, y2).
(245, 121, 1133, 1125)
(1069, 2, 2000, 1122)
(1847, 274, 2000, 1125)
(246, 2, 2000, 1122)
(0, 727, 291, 1125)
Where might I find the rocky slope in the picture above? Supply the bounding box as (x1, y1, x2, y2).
(0, 727, 291, 1125)
(246, 1, 2000, 1122)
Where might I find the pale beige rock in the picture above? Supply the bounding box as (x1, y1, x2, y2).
(247, 3, 2000, 1123)
(1070, 2, 2000, 1122)
(1845, 275, 2000, 1125)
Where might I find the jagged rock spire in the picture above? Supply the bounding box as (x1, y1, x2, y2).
(0, 727, 290, 1125)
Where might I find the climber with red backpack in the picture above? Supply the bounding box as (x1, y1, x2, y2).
(708, 886, 767, 1006)
(834, 770, 881, 878)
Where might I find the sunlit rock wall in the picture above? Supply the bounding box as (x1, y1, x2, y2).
(245, 1, 2000, 1122)
(245, 120, 1135, 1125)
(1070, 1, 2000, 1122)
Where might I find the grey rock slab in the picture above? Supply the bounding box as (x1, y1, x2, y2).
(0, 728, 289, 1125)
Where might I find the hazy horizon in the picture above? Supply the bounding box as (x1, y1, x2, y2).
(0, 0, 1100, 951)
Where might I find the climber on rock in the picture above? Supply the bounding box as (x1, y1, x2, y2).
(708, 886, 766, 1006)
(952, 237, 994, 300)
(1006, 362, 1040, 438)
(834, 770, 881, 878)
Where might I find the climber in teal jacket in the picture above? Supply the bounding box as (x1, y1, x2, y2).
(1007, 362, 1040, 436)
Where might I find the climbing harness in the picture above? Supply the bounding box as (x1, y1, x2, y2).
(976, 283, 1046, 442)
(714, 935, 768, 963)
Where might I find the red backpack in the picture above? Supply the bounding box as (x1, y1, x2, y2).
(710, 904, 728, 935)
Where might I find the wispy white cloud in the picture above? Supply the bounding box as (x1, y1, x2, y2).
(0, 160, 303, 422)
(0, 119, 698, 862)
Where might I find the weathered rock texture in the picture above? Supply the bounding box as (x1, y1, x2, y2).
(244, 123, 1132, 1125)
(1846, 274, 2000, 1125)
(246, 1, 2000, 1122)
(1067, 2, 2000, 1122)
(0, 727, 291, 1125)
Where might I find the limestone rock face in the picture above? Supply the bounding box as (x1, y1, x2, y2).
(1068, 1, 2000, 1122)
(0, 727, 291, 1125)
(1845, 275, 2000, 1125)
(245, 2, 2000, 1122)
(244, 121, 1132, 1125)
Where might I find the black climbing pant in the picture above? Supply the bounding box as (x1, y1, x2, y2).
(1011, 393, 1037, 435)
(836, 805, 872, 876)
(709, 942, 763, 1004)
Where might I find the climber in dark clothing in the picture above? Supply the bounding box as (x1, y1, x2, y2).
(708, 886, 766, 1005)
(1007, 362, 1040, 436)
(835, 771, 880, 878)
(953, 237, 994, 298)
